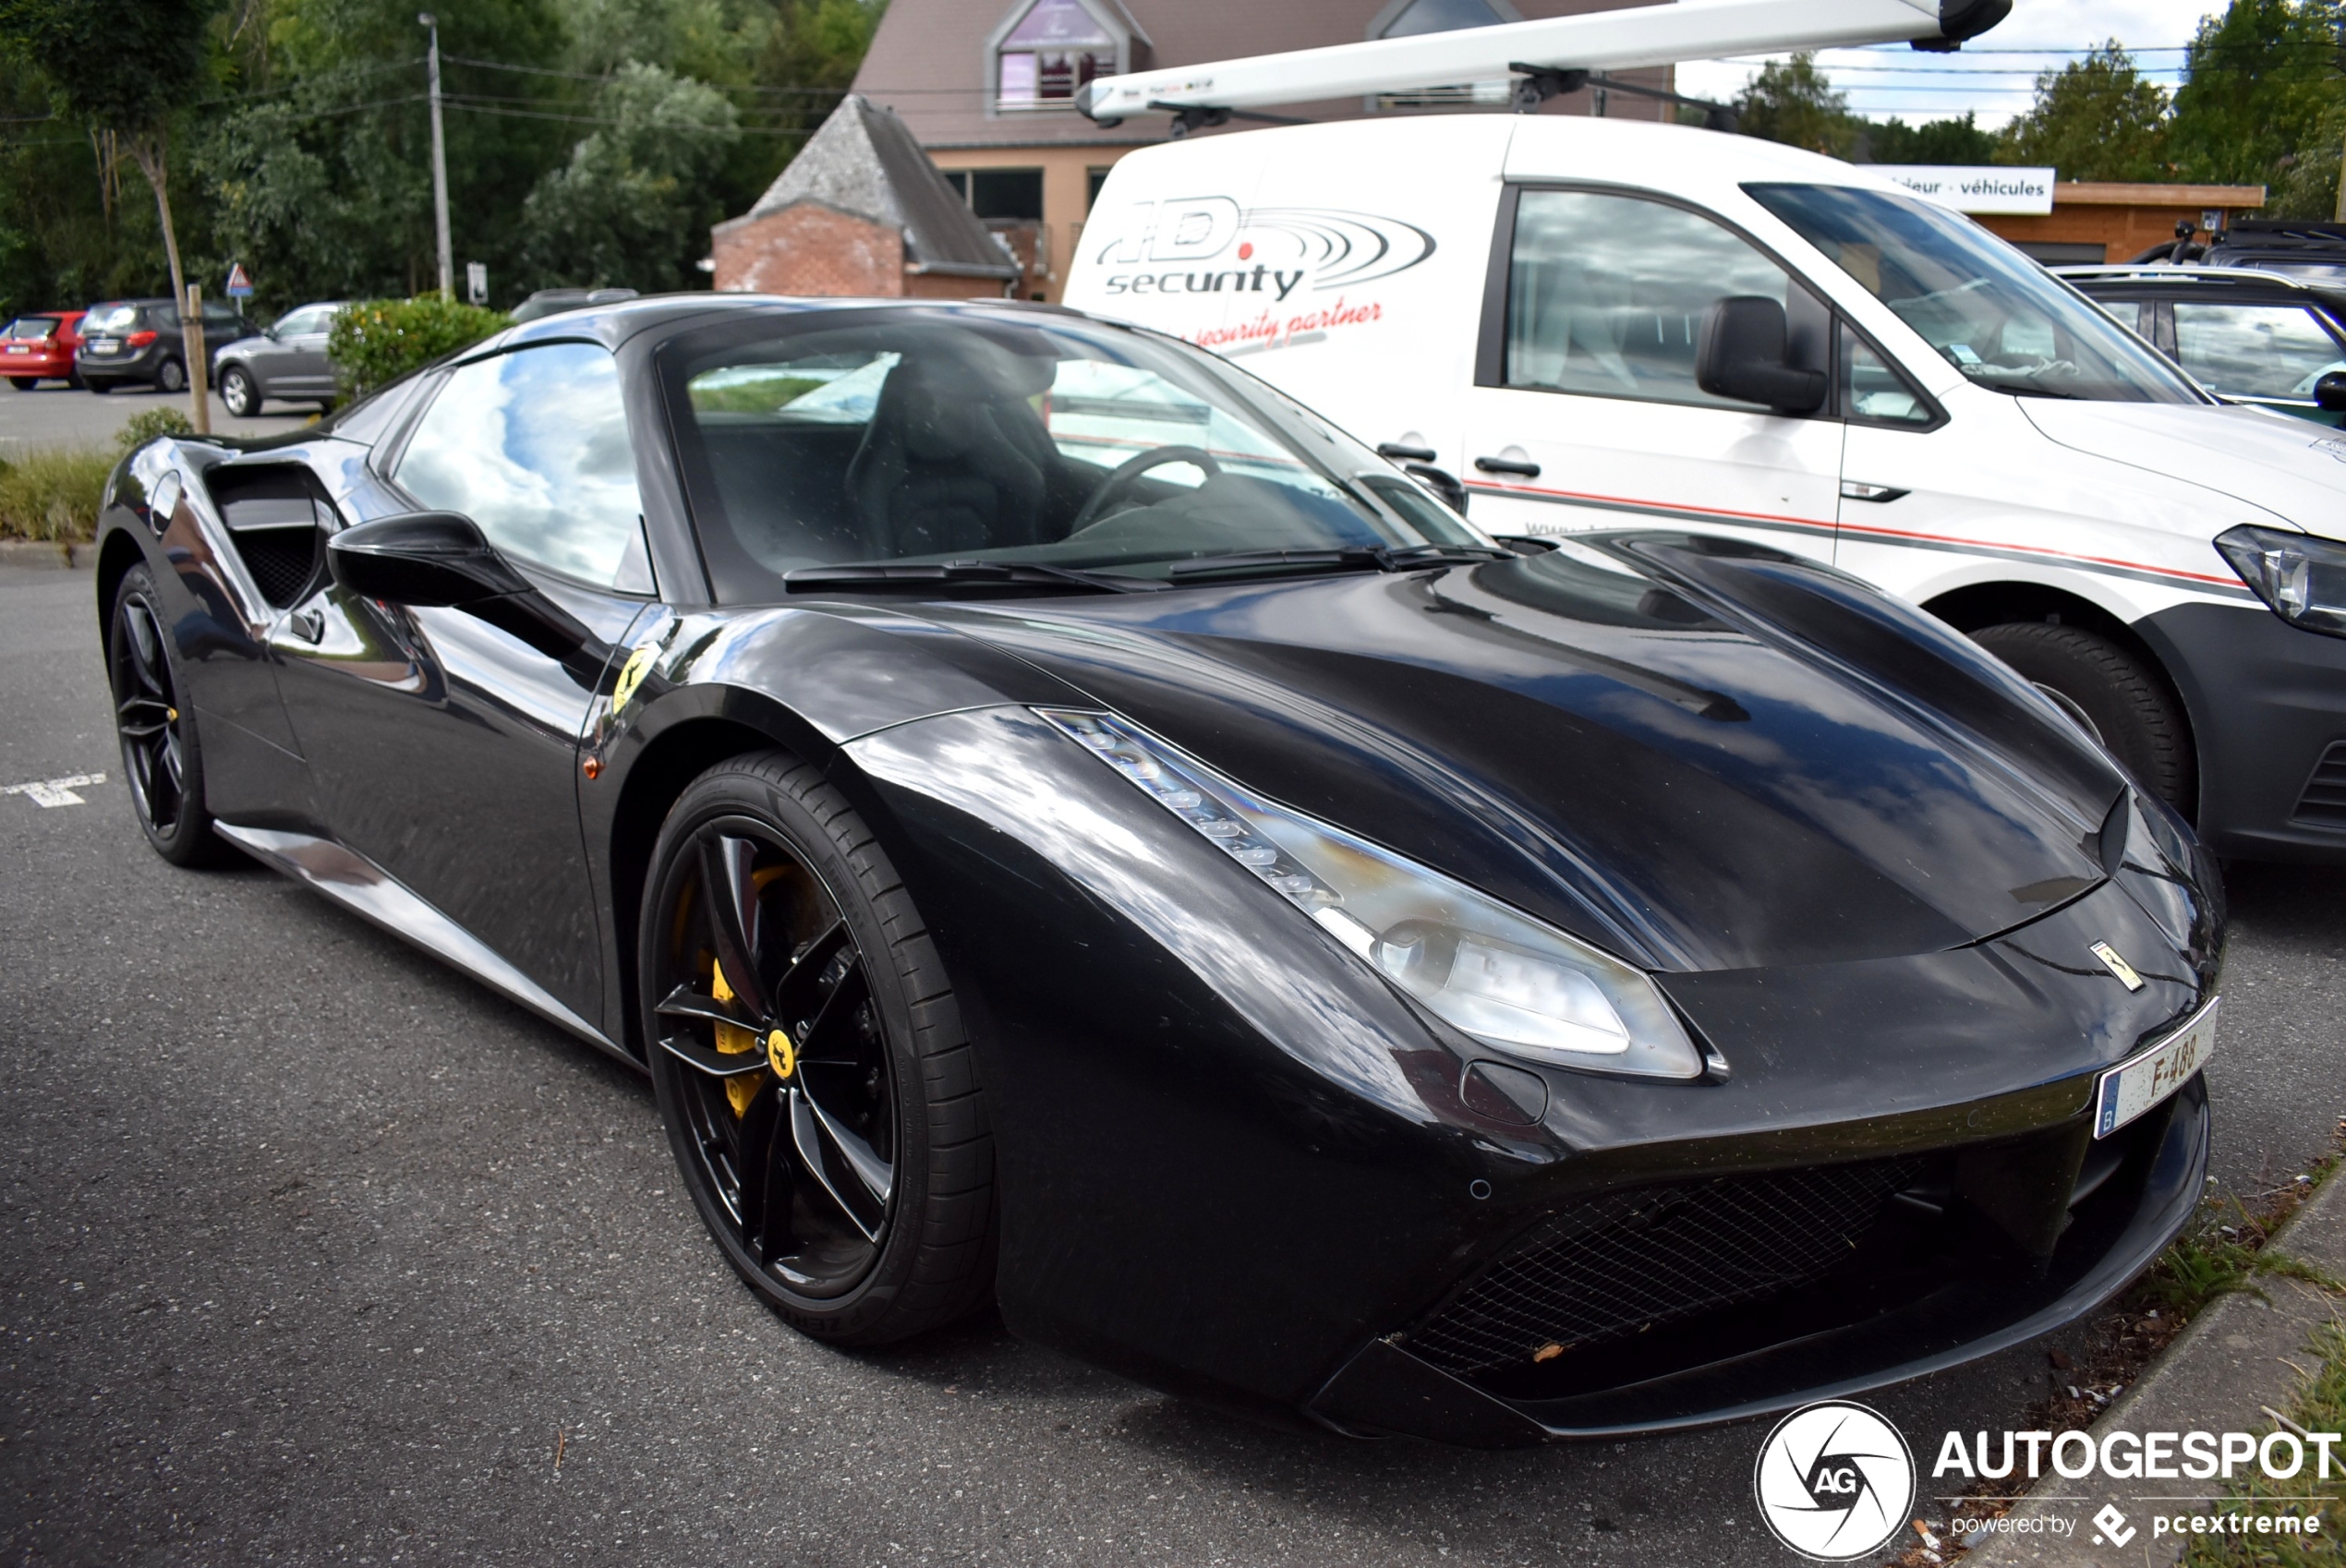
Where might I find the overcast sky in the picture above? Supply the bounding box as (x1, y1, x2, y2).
(1674, 0, 2232, 130)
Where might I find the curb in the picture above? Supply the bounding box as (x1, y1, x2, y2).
(1963, 1171, 2346, 1567)
(0, 539, 94, 569)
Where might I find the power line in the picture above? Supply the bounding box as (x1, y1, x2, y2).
(439, 98, 813, 135)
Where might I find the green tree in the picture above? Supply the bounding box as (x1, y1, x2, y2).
(1863, 112, 1998, 164)
(1735, 53, 1858, 158)
(518, 62, 738, 292)
(1998, 42, 2171, 181)
(0, 0, 223, 307)
(2169, 0, 2344, 192)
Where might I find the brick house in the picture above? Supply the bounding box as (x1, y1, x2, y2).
(852, 0, 1677, 302)
(711, 95, 1022, 298)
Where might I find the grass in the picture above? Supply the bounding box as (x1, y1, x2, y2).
(0, 445, 115, 542)
(2180, 1317, 2346, 1566)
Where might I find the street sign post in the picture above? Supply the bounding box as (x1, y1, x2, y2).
(466, 261, 489, 308)
(224, 262, 254, 299)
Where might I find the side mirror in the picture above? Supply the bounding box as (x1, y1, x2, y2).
(328, 512, 592, 660)
(2315, 370, 2346, 413)
(1696, 296, 1828, 415)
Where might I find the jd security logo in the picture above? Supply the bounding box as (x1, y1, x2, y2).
(1089, 197, 1437, 301)
(1754, 1401, 1917, 1562)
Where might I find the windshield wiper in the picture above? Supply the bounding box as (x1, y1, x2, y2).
(1168, 544, 1510, 582)
(784, 560, 1166, 595)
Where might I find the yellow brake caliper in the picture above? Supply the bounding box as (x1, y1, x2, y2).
(709, 961, 768, 1116)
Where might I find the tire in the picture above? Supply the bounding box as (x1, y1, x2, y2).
(85, 378, 112, 394)
(107, 565, 231, 867)
(219, 365, 258, 417)
(154, 356, 186, 393)
(640, 750, 994, 1345)
(1971, 621, 2195, 809)
(7, 377, 36, 391)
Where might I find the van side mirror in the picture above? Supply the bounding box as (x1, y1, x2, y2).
(1697, 296, 1827, 415)
(328, 512, 592, 660)
(2315, 370, 2346, 412)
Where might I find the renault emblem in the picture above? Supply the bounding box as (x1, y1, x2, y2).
(2090, 941, 2144, 992)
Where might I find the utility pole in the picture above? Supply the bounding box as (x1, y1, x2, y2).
(420, 12, 453, 297)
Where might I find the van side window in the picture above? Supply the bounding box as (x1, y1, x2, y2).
(1505, 189, 1801, 410)
(1840, 325, 1933, 426)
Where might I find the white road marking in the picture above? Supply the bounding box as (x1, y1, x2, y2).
(2, 772, 106, 807)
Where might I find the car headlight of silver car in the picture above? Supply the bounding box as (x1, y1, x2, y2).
(2216, 525, 2346, 639)
(1038, 708, 1707, 1080)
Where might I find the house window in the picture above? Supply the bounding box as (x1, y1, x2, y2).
(942, 169, 1046, 222)
(996, 0, 1114, 107)
(1373, 0, 1515, 36)
(1366, 0, 1521, 108)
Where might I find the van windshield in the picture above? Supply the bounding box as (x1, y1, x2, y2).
(1746, 183, 2204, 404)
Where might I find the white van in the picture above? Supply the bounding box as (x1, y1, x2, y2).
(1061, 115, 2346, 862)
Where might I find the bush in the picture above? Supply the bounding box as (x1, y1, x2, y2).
(0, 447, 116, 542)
(115, 405, 194, 452)
(329, 295, 511, 397)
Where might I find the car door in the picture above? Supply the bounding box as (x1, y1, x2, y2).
(1457, 186, 1844, 561)
(2167, 296, 2346, 425)
(269, 340, 656, 1026)
(267, 306, 338, 395)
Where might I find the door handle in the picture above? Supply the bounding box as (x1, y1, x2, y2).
(1839, 481, 1909, 503)
(288, 609, 325, 644)
(1376, 442, 1438, 463)
(1473, 455, 1542, 478)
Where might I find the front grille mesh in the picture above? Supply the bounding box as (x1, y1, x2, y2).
(1409, 1158, 1922, 1378)
(2293, 742, 2346, 829)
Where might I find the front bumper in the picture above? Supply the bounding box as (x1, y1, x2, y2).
(1310, 1075, 2208, 1443)
(2137, 601, 2346, 862)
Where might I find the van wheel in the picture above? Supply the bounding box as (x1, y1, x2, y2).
(1971, 621, 2195, 809)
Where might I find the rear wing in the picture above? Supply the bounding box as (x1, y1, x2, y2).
(1077, 0, 2009, 128)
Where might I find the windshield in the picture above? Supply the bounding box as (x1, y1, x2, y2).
(1746, 183, 2204, 404)
(664, 310, 1483, 598)
(4, 317, 58, 340)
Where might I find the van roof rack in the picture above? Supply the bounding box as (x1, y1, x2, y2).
(1076, 0, 2010, 129)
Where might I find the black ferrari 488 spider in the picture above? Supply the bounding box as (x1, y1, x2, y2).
(93, 296, 2223, 1443)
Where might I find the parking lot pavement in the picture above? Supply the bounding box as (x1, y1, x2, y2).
(2, 561, 2340, 1566)
(0, 383, 310, 452)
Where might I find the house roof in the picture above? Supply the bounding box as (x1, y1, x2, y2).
(853, 0, 1674, 150)
(733, 94, 1020, 277)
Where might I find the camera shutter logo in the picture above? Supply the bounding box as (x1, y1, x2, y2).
(1752, 1400, 1917, 1561)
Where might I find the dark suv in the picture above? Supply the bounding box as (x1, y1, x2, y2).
(2060, 263, 2346, 425)
(76, 297, 255, 394)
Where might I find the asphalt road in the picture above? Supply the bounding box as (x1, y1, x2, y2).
(3, 563, 2340, 1567)
(0, 380, 311, 453)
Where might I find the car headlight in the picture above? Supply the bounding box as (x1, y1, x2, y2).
(2215, 525, 2346, 639)
(1037, 708, 1708, 1080)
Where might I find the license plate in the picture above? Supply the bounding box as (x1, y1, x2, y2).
(2096, 996, 2218, 1137)
(90, 341, 118, 354)
(4, 345, 25, 355)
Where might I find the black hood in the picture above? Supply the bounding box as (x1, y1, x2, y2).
(921, 535, 2127, 973)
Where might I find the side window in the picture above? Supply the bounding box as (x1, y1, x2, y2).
(2171, 303, 2346, 404)
(393, 342, 650, 591)
(1505, 189, 1806, 410)
(274, 308, 324, 337)
(1839, 325, 1932, 426)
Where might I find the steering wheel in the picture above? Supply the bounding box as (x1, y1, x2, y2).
(1068, 445, 1223, 534)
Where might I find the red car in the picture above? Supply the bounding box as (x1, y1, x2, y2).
(2, 310, 86, 389)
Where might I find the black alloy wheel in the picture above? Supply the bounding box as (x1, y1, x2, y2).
(642, 752, 994, 1345)
(1971, 621, 2196, 812)
(107, 566, 227, 866)
(219, 365, 257, 417)
(154, 356, 187, 393)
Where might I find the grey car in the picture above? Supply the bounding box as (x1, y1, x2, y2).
(215, 301, 347, 415)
